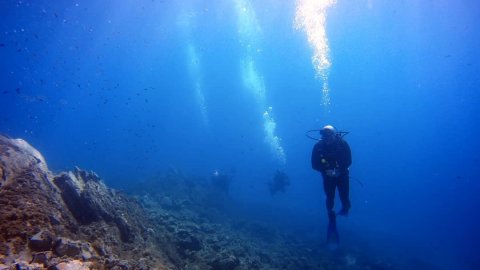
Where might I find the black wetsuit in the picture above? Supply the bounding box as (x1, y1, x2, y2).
(311, 136, 352, 214)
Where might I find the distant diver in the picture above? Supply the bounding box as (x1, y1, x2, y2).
(269, 170, 290, 195)
(211, 169, 232, 194)
(310, 125, 352, 248)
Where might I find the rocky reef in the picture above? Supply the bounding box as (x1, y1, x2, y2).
(0, 135, 173, 269)
(0, 135, 400, 270)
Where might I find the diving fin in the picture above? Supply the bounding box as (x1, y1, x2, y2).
(327, 211, 339, 250)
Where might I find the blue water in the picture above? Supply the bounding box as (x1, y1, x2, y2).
(1, 1, 479, 269)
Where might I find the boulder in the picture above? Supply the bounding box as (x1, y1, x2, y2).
(53, 238, 98, 261)
(0, 136, 50, 186)
(29, 230, 54, 252)
(210, 255, 240, 270)
(53, 168, 135, 245)
(30, 251, 52, 265)
(175, 230, 202, 254)
(54, 238, 82, 258)
(53, 260, 90, 270)
(114, 216, 134, 243)
(53, 168, 137, 243)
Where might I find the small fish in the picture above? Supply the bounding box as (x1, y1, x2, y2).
(15, 88, 21, 94)
(0, 43, 5, 47)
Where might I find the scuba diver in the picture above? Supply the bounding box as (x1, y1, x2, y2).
(311, 125, 352, 248)
(269, 170, 290, 195)
(211, 169, 232, 194)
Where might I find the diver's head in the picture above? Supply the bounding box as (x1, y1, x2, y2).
(320, 125, 336, 143)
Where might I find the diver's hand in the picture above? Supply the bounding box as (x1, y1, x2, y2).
(326, 169, 341, 177)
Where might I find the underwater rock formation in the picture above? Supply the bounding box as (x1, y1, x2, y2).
(53, 168, 138, 243)
(0, 135, 172, 269)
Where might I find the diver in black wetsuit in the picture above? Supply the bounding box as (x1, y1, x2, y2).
(311, 125, 352, 217)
